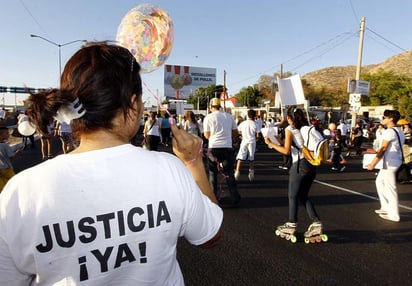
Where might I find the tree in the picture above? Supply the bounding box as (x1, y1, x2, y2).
(187, 84, 224, 110)
(235, 86, 263, 107)
(362, 70, 412, 120)
(256, 75, 276, 101)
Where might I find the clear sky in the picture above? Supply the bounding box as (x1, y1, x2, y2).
(0, 0, 411, 106)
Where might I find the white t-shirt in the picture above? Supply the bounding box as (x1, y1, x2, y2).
(17, 113, 29, 124)
(337, 122, 348, 136)
(288, 125, 324, 163)
(0, 145, 223, 285)
(203, 110, 237, 148)
(381, 127, 405, 169)
(184, 121, 200, 136)
(145, 119, 160, 137)
(237, 120, 258, 144)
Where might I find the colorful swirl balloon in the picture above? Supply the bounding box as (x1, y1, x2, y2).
(116, 4, 174, 73)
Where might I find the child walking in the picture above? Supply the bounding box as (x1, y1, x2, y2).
(331, 129, 346, 171)
(234, 109, 259, 182)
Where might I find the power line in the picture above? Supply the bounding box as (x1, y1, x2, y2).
(365, 33, 400, 54)
(230, 30, 358, 88)
(348, 0, 360, 25)
(18, 0, 52, 39)
(366, 27, 407, 52)
(283, 31, 357, 66)
(288, 31, 357, 72)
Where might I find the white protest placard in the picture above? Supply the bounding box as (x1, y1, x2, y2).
(362, 153, 383, 169)
(277, 74, 306, 106)
(261, 127, 280, 147)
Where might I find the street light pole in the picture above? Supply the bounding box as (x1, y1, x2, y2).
(30, 34, 86, 79)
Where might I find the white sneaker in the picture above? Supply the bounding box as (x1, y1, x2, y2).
(234, 170, 240, 181)
(248, 170, 254, 182)
(374, 209, 387, 214)
(379, 214, 400, 222)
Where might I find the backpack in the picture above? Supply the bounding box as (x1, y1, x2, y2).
(300, 126, 330, 166)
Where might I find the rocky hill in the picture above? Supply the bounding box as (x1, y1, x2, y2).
(302, 50, 412, 89)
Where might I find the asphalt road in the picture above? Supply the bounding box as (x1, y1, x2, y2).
(9, 139, 412, 286)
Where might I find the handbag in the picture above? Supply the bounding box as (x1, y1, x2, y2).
(396, 164, 410, 184)
(393, 128, 411, 184)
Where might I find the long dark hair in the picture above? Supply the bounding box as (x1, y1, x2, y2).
(26, 42, 142, 137)
(286, 106, 308, 130)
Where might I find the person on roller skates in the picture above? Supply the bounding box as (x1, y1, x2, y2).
(265, 107, 327, 243)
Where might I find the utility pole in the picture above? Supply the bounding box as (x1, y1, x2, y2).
(280, 64, 284, 118)
(356, 17, 366, 80)
(30, 34, 86, 83)
(350, 17, 366, 129)
(223, 70, 227, 112)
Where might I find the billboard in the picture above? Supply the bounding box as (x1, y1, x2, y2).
(164, 65, 216, 99)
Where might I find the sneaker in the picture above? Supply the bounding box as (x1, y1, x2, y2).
(248, 170, 254, 182)
(340, 166, 346, 172)
(331, 167, 338, 171)
(234, 170, 240, 181)
(374, 209, 387, 214)
(278, 165, 288, 170)
(379, 214, 400, 222)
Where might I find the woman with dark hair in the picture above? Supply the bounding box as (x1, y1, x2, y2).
(143, 111, 161, 150)
(184, 110, 200, 137)
(351, 121, 364, 155)
(265, 106, 325, 242)
(0, 42, 223, 285)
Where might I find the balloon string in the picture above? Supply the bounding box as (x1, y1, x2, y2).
(142, 81, 171, 116)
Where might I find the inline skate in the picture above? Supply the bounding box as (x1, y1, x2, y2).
(275, 222, 297, 243)
(304, 221, 328, 244)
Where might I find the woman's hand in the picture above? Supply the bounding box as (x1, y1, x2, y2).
(171, 122, 203, 165)
(170, 118, 217, 204)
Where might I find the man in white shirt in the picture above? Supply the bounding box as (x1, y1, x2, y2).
(367, 109, 405, 222)
(203, 98, 240, 205)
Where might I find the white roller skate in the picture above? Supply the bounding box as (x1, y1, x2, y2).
(304, 221, 328, 244)
(275, 222, 297, 243)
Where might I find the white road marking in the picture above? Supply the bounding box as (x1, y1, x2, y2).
(315, 180, 412, 211)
